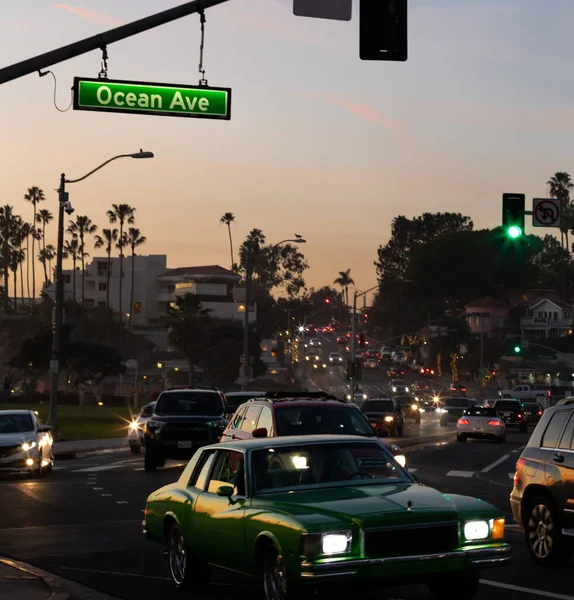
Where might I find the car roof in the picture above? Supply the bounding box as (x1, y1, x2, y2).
(0, 409, 35, 415)
(214, 434, 380, 452)
(247, 398, 349, 407)
(225, 391, 265, 397)
(159, 388, 220, 394)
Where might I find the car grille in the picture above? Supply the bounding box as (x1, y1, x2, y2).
(0, 445, 21, 459)
(161, 424, 209, 442)
(364, 522, 459, 558)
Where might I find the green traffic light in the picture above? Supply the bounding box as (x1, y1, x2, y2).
(507, 225, 522, 238)
(514, 345, 521, 353)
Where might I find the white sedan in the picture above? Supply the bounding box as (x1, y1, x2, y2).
(456, 407, 505, 443)
(308, 338, 322, 347)
(328, 352, 343, 364)
(0, 409, 54, 476)
(128, 401, 156, 453)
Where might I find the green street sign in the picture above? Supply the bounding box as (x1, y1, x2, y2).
(73, 77, 231, 120)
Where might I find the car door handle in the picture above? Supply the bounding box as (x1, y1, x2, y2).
(231, 435, 238, 440)
(553, 453, 565, 463)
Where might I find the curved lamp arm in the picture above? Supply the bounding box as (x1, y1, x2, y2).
(65, 150, 154, 185)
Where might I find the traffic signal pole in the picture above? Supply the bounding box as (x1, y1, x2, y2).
(0, 0, 230, 86)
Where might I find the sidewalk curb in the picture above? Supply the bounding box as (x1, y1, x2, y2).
(0, 557, 69, 600)
(54, 446, 130, 461)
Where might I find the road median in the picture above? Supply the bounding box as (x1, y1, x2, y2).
(54, 438, 128, 460)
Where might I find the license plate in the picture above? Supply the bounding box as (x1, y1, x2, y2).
(177, 441, 192, 449)
(474, 428, 483, 432)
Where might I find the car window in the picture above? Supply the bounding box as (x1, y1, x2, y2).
(0, 413, 34, 433)
(189, 450, 216, 490)
(444, 398, 469, 408)
(464, 407, 498, 417)
(232, 406, 247, 429)
(251, 441, 407, 493)
(256, 407, 273, 435)
(274, 406, 374, 436)
(362, 400, 395, 412)
(541, 411, 571, 449)
(557, 414, 574, 450)
(206, 450, 245, 495)
(155, 391, 223, 416)
(494, 400, 521, 411)
(240, 406, 263, 433)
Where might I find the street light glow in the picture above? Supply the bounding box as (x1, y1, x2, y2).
(507, 225, 522, 238)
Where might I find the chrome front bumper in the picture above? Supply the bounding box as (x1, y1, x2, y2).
(300, 545, 511, 579)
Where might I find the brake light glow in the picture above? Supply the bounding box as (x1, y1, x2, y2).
(458, 419, 469, 425)
(488, 420, 500, 426)
(517, 413, 522, 419)
(547, 390, 551, 396)
(538, 410, 542, 415)
(513, 458, 526, 487)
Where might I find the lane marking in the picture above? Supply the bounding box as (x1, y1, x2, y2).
(480, 579, 574, 600)
(0, 519, 142, 533)
(101, 494, 112, 497)
(116, 501, 129, 504)
(446, 470, 475, 478)
(73, 465, 126, 473)
(92, 487, 103, 490)
(481, 454, 510, 473)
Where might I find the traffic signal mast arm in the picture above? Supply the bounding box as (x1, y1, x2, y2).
(0, 0, 231, 85)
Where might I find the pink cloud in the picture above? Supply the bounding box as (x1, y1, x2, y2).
(314, 93, 411, 148)
(51, 4, 121, 26)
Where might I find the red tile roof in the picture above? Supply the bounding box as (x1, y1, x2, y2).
(158, 265, 239, 279)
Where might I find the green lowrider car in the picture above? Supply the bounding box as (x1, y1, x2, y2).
(143, 435, 511, 599)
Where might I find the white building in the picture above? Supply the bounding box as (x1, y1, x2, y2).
(45, 255, 255, 349)
(520, 299, 573, 340)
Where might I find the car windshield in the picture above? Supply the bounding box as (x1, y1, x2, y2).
(463, 407, 498, 417)
(154, 392, 223, 416)
(274, 406, 374, 436)
(224, 393, 260, 411)
(494, 400, 521, 411)
(522, 403, 539, 410)
(251, 441, 408, 493)
(444, 398, 469, 408)
(392, 380, 405, 385)
(362, 400, 395, 412)
(0, 413, 34, 434)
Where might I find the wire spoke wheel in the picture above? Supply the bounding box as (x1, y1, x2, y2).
(263, 546, 288, 600)
(168, 528, 187, 586)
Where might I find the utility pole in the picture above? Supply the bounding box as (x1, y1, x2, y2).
(350, 291, 358, 402)
(242, 241, 258, 390)
(0, 0, 231, 85)
(48, 174, 67, 436)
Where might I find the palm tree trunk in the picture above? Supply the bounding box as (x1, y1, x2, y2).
(118, 227, 124, 324)
(106, 249, 111, 307)
(13, 270, 17, 311)
(19, 258, 24, 306)
(81, 251, 85, 310)
(25, 235, 30, 304)
(128, 248, 135, 330)
(72, 256, 77, 303)
(31, 208, 36, 300)
(42, 223, 46, 252)
(227, 223, 234, 269)
(566, 230, 570, 254)
(42, 258, 48, 287)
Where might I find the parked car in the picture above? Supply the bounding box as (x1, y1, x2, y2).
(491, 399, 528, 433)
(143, 388, 228, 472)
(358, 397, 405, 437)
(128, 401, 156, 453)
(439, 397, 480, 426)
(511, 403, 574, 566)
(220, 392, 406, 467)
(456, 407, 505, 443)
(144, 436, 511, 599)
(0, 410, 54, 476)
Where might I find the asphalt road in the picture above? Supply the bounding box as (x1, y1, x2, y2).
(1, 423, 573, 600)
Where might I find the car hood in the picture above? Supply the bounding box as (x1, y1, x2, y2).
(0, 432, 33, 446)
(253, 483, 477, 530)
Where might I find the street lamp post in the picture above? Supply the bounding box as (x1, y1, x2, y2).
(48, 150, 154, 434)
(241, 234, 306, 390)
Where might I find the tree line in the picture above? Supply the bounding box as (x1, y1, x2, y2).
(0, 187, 146, 329)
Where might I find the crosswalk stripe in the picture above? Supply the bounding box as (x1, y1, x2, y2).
(446, 470, 475, 478)
(73, 465, 126, 473)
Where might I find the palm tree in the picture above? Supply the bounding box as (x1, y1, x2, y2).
(126, 227, 147, 330)
(0, 205, 20, 309)
(9, 247, 25, 311)
(45, 244, 56, 280)
(219, 212, 236, 269)
(547, 172, 573, 249)
(18, 221, 31, 303)
(67, 216, 98, 310)
(106, 204, 135, 323)
(334, 269, 355, 307)
(23, 187, 46, 301)
(36, 208, 53, 254)
(63, 238, 80, 303)
(94, 228, 118, 308)
(38, 247, 49, 287)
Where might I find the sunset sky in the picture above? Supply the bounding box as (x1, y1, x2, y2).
(1, 0, 572, 297)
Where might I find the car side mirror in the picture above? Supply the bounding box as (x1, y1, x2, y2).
(216, 485, 234, 498)
(252, 427, 268, 438)
(410, 471, 419, 481)
(38, 425, 52, 433)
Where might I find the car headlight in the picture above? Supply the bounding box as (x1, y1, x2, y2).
(129, 421, 140, 431)
(362, 394, 367, 400)
(384, 416, 394, 422)
(21, 441, 37, 451)
(464, 520, 490, 541)
(411, 404, 418, 411)
(146, 420, 164, 432)
(323, 364, 327, 368)
(395, 454, 406, 468)
(322, 532, 352, 554)
(392, 387, 397, 391)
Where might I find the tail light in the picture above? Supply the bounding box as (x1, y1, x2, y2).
(488, 420, 500, 426)
(517, 413, 522, 419)
(547, 390, 551, 396)
(458, 418, 469, 425)
(514, 458, 526, 487)
(538, 410, 542, 415)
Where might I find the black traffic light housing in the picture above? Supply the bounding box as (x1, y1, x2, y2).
(345, 360, 355, 381)
(502, 193, 525, 238)
(360, 0, 407, 61)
